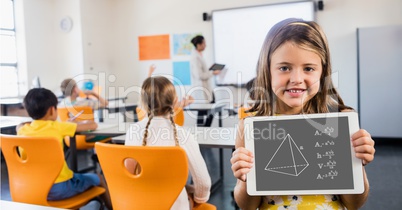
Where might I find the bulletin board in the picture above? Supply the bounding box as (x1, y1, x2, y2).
(137, 33, 200, 99)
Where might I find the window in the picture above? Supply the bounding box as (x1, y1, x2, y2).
(1, 0, 20, 98)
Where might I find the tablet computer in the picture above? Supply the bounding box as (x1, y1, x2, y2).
(209, 63, 225, 71)
(244, 112, 364, 195)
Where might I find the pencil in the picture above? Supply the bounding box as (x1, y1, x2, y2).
(69, 110, 84, 121)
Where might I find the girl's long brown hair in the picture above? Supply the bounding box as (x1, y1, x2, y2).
(141, 76, 179, 146)
(249, 18, 351, 116)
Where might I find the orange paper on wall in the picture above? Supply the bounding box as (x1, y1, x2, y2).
(138, 34, 170, 60)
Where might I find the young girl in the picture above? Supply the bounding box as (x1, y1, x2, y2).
(59, 78, 108, 109)
(124, 76, 211, 209)
(230, 18, 375, 209)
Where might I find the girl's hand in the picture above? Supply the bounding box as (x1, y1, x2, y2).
(148, 64, 156, 77)
(182, 95, 194, 107)
(351, 129, 375, 165)
(83, 90, 97, 97)
(230, 147, 254, 182)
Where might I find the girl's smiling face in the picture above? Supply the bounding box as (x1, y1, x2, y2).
(270, 41, 323, 115)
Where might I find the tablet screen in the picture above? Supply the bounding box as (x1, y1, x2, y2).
(209, 63, 225, 71)
(244, 113, 364, 195)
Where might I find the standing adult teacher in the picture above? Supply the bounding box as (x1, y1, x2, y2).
(190, 35, 220, 126)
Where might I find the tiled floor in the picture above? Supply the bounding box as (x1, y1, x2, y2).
(1, 112, 402, 209)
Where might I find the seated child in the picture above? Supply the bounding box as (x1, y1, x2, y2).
(124, 76, 211, 210)
(59, 78, 108, 109)
(17, 88, 112, 209)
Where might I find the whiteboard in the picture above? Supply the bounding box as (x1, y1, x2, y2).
(212, 1, 315, 86)
(244, 113, 364, 195)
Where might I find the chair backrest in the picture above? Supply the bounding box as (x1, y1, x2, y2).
(57, 106, 99, 149)
(57, 106, 94, 122)
(238, 107, 254, 119)
(136, 107, 184, 126)
(173, 107, 185, 126)
(95, 142, 188, 210)
(0, 134, 64, 206)
(135, 107, 147, 122)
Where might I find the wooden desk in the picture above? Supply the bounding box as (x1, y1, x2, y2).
(0, 116, 31, 134)
(97, 103, 138, 122)
(184, 103, 226, 127)
(111, 126, 236, 193)
(0, 200, 67, 210)
(0, 98, 24, 116)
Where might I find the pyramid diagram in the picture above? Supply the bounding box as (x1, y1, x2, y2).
(265, 134, 309, 176)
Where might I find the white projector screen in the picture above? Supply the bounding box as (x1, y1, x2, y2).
(212, 1, 315, 86)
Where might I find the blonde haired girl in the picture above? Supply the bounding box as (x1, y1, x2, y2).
(125, 76, 211, 209)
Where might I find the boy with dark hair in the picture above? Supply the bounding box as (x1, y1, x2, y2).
(23, 87, 59, 120)
(18, 88, 112, 208)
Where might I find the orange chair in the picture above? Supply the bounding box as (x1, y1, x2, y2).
(57, 106, 110, 172)
(136, 107, 185, 126)
(95, 142, 216, 210)
(238, 107, 255, 119)
(57, 105, 94, 122)
(135, 107, 147, 122)
(0, 134, 106, 209)
(58, 106, 111, 149)
(194, 203, 217, 210)
(173, 107, 185, 126)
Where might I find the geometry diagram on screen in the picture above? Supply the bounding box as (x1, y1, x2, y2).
(265, 134, 309, 176)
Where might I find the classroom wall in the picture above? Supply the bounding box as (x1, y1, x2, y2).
(18, 0, 402, 109)
(315, 0, 402, 110)
(80, 0, 113, 78)
(19, 0, 84, 94)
